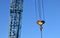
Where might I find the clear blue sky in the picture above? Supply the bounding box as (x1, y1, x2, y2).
(0, 0, 60, 38)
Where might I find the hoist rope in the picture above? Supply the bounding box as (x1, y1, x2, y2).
(35, 0, 45, 20)
(35, 0, 38, 20)
(35, 0, 42, 20)
(38, 0, 42, 20)
(35, 0, 45, 38)
(41, 0, 45, 20)
(41, 30, 42, 38)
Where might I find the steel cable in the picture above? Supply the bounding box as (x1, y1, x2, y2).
(35, 0, 45, 38)
(41, 0, 45, 20)
(38, 0, 42, 20)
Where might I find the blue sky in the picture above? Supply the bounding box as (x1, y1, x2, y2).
(0, 0, 60, 38)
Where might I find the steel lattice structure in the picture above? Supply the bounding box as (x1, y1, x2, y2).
(9, 0, 23, 38)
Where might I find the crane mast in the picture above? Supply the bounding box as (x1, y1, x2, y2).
(9, 0, 23, 38)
